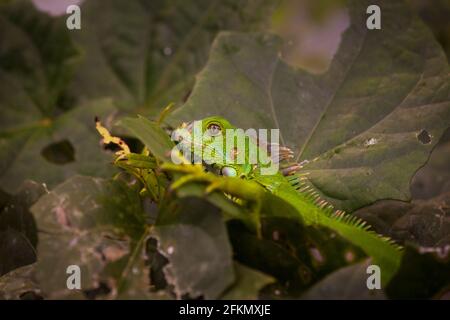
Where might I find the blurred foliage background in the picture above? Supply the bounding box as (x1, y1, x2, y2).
(0, 0, 449, 299)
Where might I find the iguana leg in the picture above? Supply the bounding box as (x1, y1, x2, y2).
(161, 163, 263, 237)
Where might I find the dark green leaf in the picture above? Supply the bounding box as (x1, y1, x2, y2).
(0, 0, 78, 118)
(0, 1, 117, 193)
(30, 175, 147, 299)
(411, 128, 450, 200)
(1, 98, 118, 194)
(228, 217, 365, 296)
(221, 263, 274, 300)
(386, 244, 450, 299)
(0, 229, 35, 277)
(355, 192, 450, 247)
(0, 264, 41, 300)
(0, 180, 46, 276)
(68, 0, 280, 114)
(153, 196, 234, 299)
(354, 129, 450, 246)
(119, 116, 174, 162)
(170, 0, 450, 211)
(102, 247, 171, 300)
(0, 180, 45, 249)
(302, 259, 386, 300)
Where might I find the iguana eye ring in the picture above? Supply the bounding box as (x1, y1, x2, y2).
(206, 123, 222, 136)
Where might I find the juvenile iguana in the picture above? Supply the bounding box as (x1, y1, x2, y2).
(162, 116, 403, 285)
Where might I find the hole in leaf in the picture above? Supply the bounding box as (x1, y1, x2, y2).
(417, 129, 432, 144)
(103, 136, 144, 153)
(41, 140, 75, 165)
(147, 238, 169, 291)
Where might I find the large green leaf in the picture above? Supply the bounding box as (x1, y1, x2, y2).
(169, 0, 450, 211)
(0, 1, 117, 193)
(153, 196, 234, 299)
(68, 0, 280, 114)
(0, 98, 117, 193)
(355, 129, 450, 247)
(30, 175, 150, 299)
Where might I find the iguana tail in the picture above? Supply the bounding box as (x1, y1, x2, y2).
(279, 174, 403, 285)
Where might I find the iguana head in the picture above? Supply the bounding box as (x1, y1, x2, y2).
(172, 116, 257, 178)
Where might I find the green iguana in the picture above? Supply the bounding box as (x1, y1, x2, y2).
(96, 114, 403, 285)
(161, 116, 403, 285)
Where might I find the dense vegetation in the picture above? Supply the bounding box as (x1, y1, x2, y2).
(0, 0, 449, 299)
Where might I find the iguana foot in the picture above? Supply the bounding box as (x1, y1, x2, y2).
(161, 163, 262, 237)
(267, 144, 294, 163)
(161, 163, 215, 190)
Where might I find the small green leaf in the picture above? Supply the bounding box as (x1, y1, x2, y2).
(221, 263, 274, 300)
(119, 116, 174, 162)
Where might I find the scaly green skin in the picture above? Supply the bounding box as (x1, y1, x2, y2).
(164, 116, 403, 285)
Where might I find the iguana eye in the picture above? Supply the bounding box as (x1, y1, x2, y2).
(221, 166, 237, 177)
(207, 123, 222, 136)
